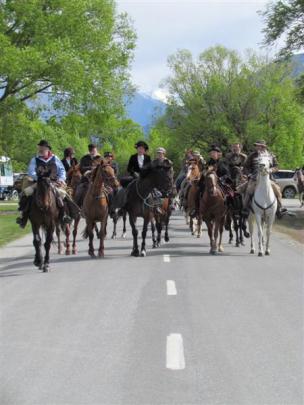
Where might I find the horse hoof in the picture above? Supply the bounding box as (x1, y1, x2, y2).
(250, 249, 255, 254)
(89, 251, 95, 258)
(43, 264, 49, 272)
(218, 246, 224, 253)
(241, 241, 245, 246)
(164, 236, 169, 242)
(65, 250, 71, 256)
(111, 235, 116, 240)
(244, 231, 250, 238)
(141, 250, 146, 257)
(122, 233, 127, 239)
(258, 252, 263, 257)
(265, 251, 270, 256)
(131, 250, 139, 257)
(72, 249, 77, 255)
(235, 243, 239, 248)
(98, 252, 104, 258)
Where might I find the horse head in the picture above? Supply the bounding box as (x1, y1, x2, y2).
(142, 159, 173, 194)
(92, 160, 119, 194)
(186, 161, 201, 183)
(205, 171, 219, 197)
(36, 175, 53, 211)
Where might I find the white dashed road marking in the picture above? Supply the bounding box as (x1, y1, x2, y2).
(163, 254, 171, 263)
(166, 333, 185, 370)
(166, 280, 177, 296)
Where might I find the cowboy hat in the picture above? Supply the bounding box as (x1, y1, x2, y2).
(135, 140, 149, 150)
(156, 147, 166, 154)
(37, 140, 52, 150)
(254, 140, 267, 147)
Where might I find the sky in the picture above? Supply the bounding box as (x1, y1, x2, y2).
(116, 0, 277, 101)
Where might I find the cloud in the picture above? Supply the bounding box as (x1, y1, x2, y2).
(117, 0, 271, 92)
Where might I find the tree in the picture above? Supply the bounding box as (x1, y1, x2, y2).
(151, 46, 304, 168)
(260, 0, 304, 56)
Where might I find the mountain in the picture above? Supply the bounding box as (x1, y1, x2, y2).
(125, 92, 166, 133)
(291, 53, 304, 77)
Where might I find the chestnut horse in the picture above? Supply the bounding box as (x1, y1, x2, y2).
(82, 161, 119, 258)
(198, 170, 227, 254)
(185, 161, 202, 236)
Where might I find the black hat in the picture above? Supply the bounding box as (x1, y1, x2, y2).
(208, 145, 221, 153)
(104, 151, 113, 158)
(88, 143, 97, 151)
(37, 140, 51, 150)
(135, 140, 149, 151)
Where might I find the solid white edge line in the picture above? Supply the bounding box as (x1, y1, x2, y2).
(166, 333, 185, 370)
(166, 280, 177, 296)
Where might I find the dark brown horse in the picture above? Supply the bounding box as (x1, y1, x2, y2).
(151, 197, 172, 248)
(125, 159, 173, 257)
(198, 170, 227, 254)
(28, 173, 60, 272)
(82, 161, 119, 258)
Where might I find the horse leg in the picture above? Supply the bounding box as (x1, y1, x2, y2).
(72, 216, 80, 254)
(248, 214, 255, 254)
(206, 222, 215, 254)
(32, 224, 43, 269)
(122, 211, 127, 238)
(255, 215, 264, 256)
(156, 220, 162, 247)
(226, 214, 233, 244)
(88, 222, 95, 257)
(140, 216, 149, 257)
(98, 221, 106, 258)
(213, 219, 220, 254)
(265, 212, 275, 256)
(233, 215, 240, 247)
(111, 214, 117, 239)
(164, 214, 170, 242)
(56, 224, 63, 254)
(65, 223, 71, 255)
(151, 219, 157, 248)
(43, 227, 53, 272)
(129, 215, 139, 257)
(218, 218, 225, 252)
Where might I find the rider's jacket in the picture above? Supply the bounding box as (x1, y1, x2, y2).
(207, 158, 229, 178)
(224, 152, 247, 169)
(244, 150, 278, 178)
(28, 154, 66, 182)
(79, 154, 101, 175)
(61, 157, 78, 172)
(127, 153, 151, 176)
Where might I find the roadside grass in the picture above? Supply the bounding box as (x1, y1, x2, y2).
(0, 203, 18, 213)
(0, 214, 30, 247)
(274, 210, 304, 244)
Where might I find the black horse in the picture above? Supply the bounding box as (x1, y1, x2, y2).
(124, 159, 173, 257)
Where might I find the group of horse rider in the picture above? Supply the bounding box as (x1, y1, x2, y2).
(177, 140, 287, 219)
(16, 137, 287, 229)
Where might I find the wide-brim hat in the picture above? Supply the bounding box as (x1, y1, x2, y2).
(104, 151, 113, 158)
(135, 140, 149, 150)
(254, 140, 267, 147)
(208, 145, 221, 153)
(156, 147, 166, 154)
(37, 139, 51, 150)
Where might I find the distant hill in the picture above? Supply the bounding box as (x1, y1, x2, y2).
(290, 53, 304, 76)
(26, 91, 166, 134)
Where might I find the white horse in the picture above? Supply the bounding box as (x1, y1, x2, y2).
(248, 158, 277, 257)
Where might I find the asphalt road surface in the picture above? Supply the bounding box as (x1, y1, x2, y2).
(0, 208, 303, 405)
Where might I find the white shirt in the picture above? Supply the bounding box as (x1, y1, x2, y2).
(137, 154, 145, 168)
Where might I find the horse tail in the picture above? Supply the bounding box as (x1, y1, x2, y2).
(82, 225, 89, 239)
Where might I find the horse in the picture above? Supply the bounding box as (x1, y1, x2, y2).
(82, 161, 119, 258)
(198, 170, 227, 254)
(62, 164, 83, 255)
(125, 159, 173, 257)
(226, 165, 249, 246)
(184, 161, 203, 237)
(151, 196, 172, 248)
(248, 159, 277, 257)
(28, 171, 61, 272)
(295, 169, 304, 207)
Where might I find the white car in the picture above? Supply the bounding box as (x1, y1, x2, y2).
(272, 170, 297, 198)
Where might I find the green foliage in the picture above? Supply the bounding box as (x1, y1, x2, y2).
(151, 46, 304, 169)
(260, 0, 304, 56)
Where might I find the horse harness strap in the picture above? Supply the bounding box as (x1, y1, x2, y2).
(135, 180, 160, 208)
(253, 197, 276, 212)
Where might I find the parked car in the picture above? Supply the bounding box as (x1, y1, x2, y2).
(272, 170, 297, 198)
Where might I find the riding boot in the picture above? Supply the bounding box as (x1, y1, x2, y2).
(56, 194, 72, 225)
(275, 198, 288, 219)
(16, 194, 31, 228)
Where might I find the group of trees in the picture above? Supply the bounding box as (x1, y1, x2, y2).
(0, 0, 139, 171)
(149, 0, 304, 170)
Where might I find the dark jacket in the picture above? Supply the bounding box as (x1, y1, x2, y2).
(207, 158, 229, 178)
(79, 154, 101, 175)
(61, 157, 78, 173)
(127, 154, 151, 176)
(243, 151, 278, 177)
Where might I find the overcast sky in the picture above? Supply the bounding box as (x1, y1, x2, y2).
(117, 0, 275, 101)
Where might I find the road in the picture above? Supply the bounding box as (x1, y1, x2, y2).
(0, 209, 303, 405)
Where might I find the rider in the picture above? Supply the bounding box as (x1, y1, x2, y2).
(153, 147, 175, 212)
(61, 147, 78, 173)
(206, 145, 229, 178)
(79, 143, 101, 175)
(16, 140, 74, 228)
(224, 142, 247, 171)
(184, 151, 206, 217)
(240, 140, 287, 218)
(127, 140, 151, 177)
(104, 151, 119, 176)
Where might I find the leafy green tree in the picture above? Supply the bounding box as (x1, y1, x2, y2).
(151, 46, 304, 168)
(260, 0, 304, 56)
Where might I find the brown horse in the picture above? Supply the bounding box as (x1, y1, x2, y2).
(151, 197, 172, 247)
(82, 161, 119, 258)
(28, 173, 61, 272)
(185, 161, 202, 236)
(63, 164, 83, 255)
(198, 170, 227, 254)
